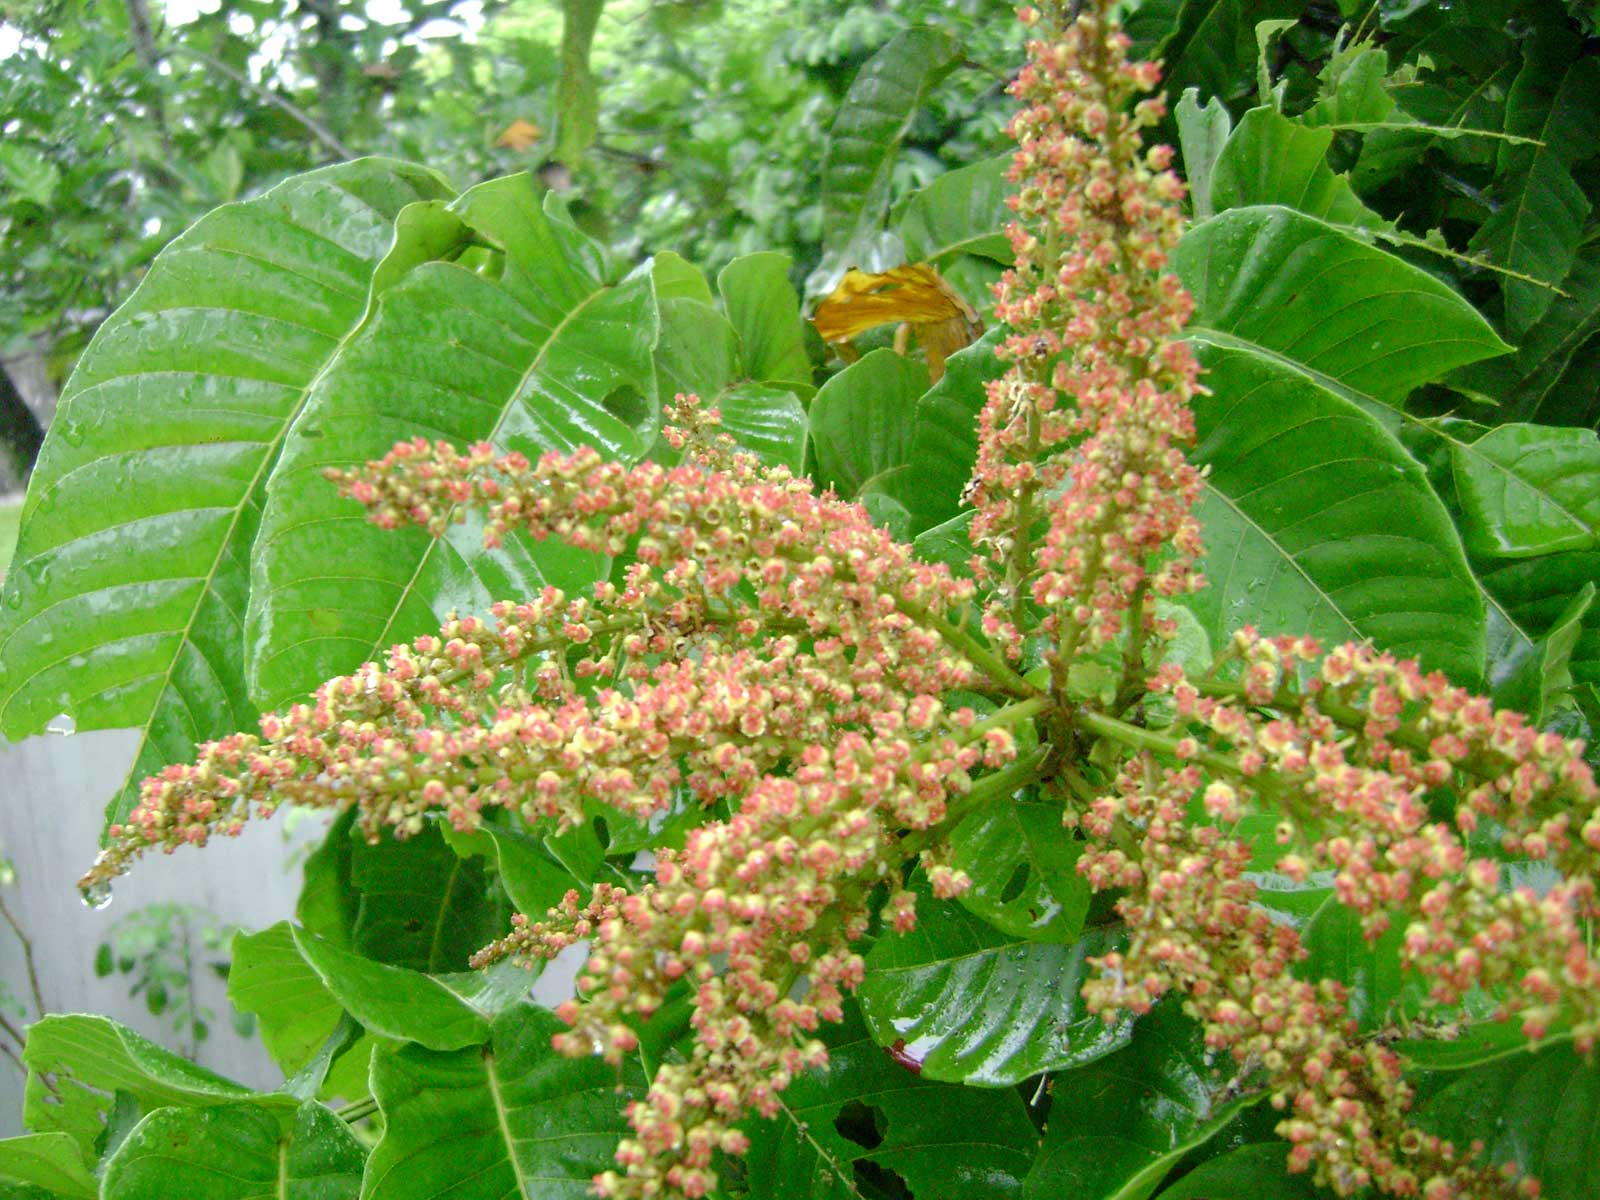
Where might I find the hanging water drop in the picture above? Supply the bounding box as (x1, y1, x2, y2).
(81, 879, 114, 911)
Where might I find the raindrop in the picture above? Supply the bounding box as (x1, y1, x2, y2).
(46, 714, 76, 736)
(81, 880, 114, 911)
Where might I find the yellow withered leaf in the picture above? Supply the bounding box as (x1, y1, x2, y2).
(495, 119, 543, 151)
(812, 264, 982, 382)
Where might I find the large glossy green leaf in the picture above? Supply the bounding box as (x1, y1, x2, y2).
(101, 1100, 365, 1200)
(292, 926, 530, 1051)
(1479, 551, 1600, 692)
(1157, 1, 1302, 110)
(441, 819, 593, 917)
(1209, 107, 1389, 230)
(1022, 1002, 1264, 1200)
(229, 920, 346, 1078)
(947, 795, 1088, 942)
(808, 349, 930, 499)
(740, 1007, 1039, 1200)
(1176, 206, 1510, 414)
(1415, 1042, 1600, 1199)
(245, 176, 653, 711)
(22, 1014, 293, 1156)
(1468, 40, 1600, 338)
(0, 160, 451, 831)
(0, 1133, 96, 1199)
(654, 297, 809, 472)
(1449, 238, 1600, 428)
(348, 822, 505, 973)
(815, 28, 961, 284)
(858, 895, 1131, 1086)
(1175, 89, 1232, 222)
(1186, 346, 1486, 684)
(363, 1003, 638, 1200)
(1155, 1143, 1321, 1199)
(1452, 423, 1600, 558)
(898, 155, 1013, 265)
(1489, 581, 1592, 725)
(901, 327, 1006, 534)
(718, 252, 812, 393)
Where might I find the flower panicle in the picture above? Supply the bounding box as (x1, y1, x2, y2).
(477, 702, 1008, 1200)
(968, 0, 1204, 657)
(1078, 629, 1600, 1199)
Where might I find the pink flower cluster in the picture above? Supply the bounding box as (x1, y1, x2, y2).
(969, 1, 1204, 660)
(474, 699, 1024, 1199)
(1076, 628, 1600, 1197)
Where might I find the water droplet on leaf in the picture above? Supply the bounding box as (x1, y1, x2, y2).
(81, 880, 114, 911)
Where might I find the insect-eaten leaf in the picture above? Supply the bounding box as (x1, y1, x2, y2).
(812, 264, 982, 382)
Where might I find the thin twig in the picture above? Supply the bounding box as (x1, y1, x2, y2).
(167, 47, 354, 159)
(0, 889, 46, 1016)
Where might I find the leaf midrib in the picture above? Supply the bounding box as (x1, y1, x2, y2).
(365, 281, 613, 658)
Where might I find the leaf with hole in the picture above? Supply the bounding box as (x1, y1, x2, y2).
(739, 1006, 1039, 1200)
(947, 795, 1089, 942)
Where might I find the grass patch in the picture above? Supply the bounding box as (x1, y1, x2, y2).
(0, 496, 21, 583)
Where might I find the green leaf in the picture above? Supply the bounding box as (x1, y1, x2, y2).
(1468, 41, 1600, 337)
(858, 896, 1132, 1086)
(1489, 579, 1595, 724)
(291, 927, 499, 1051)
(1185, 345, 1486, 685)
(0, 160, 452, 832)
(912, 512, 976, 576)
(1209, 107, 1390, 230)
(898, 155, 1013, 264)
(1298, 898, 1410, 1035)
(1445, 240, 1600, 429)
(244, 173, 652, 712)
(363, 1003, 638, 1200)
(1452, 423, 1600, 558)
(1177, 206, 1511, 414)
(1415, 1042, 1600, 1199)
(348, 822, 505, 973)
(817, 28, 962, 274)
(947, 795, 1089, 942)
(228, 921, 345, 1078)
(718, 252, 813, 392)
(1157, 1, 1303, 110)
(1022, 1002, 1264, 1200)
(1154, 1143, 1322, 1199)
(656, 297, 741, 399)
(650, 251, 714, 306)
(22, 1014, 293, 1156)
(298, 809, 360, 949)
(715, 384, 810, 475)
(740, 1006, 1039, 1200)
(0, 143, 61, 207)
(901, 326, 1006, 534)
(100, 1100, 365, 1200)
(1302, 46, 1394, 128)
(441, 819, 591, 917)
(0, 1133, 96, 1199)
(1480, 552, 1600, 694)
(808, 349, 930, 499)
(1175, 89, 1232, 222)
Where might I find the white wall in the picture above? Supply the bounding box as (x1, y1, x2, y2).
(0, 728, 318, 1138)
